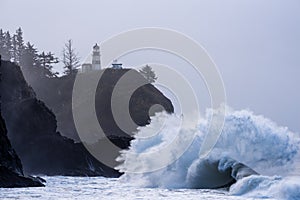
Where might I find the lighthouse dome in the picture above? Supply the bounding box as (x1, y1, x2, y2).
(93, 43, 100, 50)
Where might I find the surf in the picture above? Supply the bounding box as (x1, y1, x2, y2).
(116, 107, 300, 199)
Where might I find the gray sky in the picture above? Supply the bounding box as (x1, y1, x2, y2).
(1, 0, 300, 133)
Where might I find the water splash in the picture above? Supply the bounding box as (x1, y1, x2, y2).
(116, 107, 300, 198)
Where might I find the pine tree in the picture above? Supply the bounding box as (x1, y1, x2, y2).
(2, 31, 12, 61)
(20, 42, 39, 68)
(38, 51, 59, 78)
(139, 65, 157, 83)
(0, 29, 5, 57)
(14, 27, 24, 64)
(20, 42, 43, 79)
(62, 39, 80, 75)
(11, 35, 18, 63)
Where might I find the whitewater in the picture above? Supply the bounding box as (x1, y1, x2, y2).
(116, 108, 300, 199)
(1, 108, 299, 199)
(0, 176, 253, 200)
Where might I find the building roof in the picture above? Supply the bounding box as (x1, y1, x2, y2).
(112, 59, 122, 69)
(93, 43, 100, 49)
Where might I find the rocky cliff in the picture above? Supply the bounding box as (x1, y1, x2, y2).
(1, 60, 174, 177)
(0, 59, 44, 187)
(0, 112, 44, 187)
(0, 61, 120, 176)
(22, 68, 174, 141)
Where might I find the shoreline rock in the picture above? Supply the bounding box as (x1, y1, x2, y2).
(0, 60, 173, 177)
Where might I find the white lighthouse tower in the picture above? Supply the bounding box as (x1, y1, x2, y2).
(92, 43, 101, 70)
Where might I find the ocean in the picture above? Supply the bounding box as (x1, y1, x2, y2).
(1, 108, 300, 199)
(0, 176, 254, 200)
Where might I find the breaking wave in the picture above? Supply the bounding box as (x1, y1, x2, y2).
(116, 108, 300, 199)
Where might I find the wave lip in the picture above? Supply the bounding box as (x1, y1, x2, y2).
(117, 108, 300, 198)
(185, 157, 257, 189)
(230, 175, 300, 200)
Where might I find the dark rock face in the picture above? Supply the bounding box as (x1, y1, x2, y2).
(0, 111, 23, 176)
(0, 166, 44, 188)
(1, 60, 174, 177)
(0, 61, 120, 177)
(22, 67, 173, 172)
(0, 107, 44, 187)
(22, 68, 174, 141)
(94, 69, 174, 139)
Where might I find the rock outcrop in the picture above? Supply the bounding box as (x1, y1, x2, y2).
(0, 62, 44, 187)
(22, 68, 174, 141)
(0, 61, 120, 177)
(0, 60, 174, 177)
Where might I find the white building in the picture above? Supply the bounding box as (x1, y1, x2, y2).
(81, 43, 101, 73)
(92, 43, 101, 70)
(81, 43, 123, 73)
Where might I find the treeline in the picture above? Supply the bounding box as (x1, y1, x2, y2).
(0, 27, 159, 84)
(0, 27, 80, 79)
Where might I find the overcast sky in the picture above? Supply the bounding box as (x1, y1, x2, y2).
(1, 0, 300, 133)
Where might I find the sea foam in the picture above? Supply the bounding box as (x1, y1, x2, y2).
(116, 108, 300, 199)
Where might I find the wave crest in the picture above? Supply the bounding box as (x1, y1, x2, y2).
(116, 108, 300, 197)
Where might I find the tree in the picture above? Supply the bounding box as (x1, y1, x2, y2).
(139, 64, 157, 83)
(62, 39, 80, 75)
(19, 42, 40, 79)
(0, 28, 24, 63)
(1, 31, 12, 61)
(20, 42, 39, 68)
(20, 42, 49, 81)
(12, 27, 25, 64)
(0, 29, 5, 57)
(38, 51, 59, 77)
(11, 35, 18, 63)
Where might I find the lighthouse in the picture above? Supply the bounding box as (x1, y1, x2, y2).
(92, 43, 101, 70)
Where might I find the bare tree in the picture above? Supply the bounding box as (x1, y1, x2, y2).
(62, 39, 80, 75)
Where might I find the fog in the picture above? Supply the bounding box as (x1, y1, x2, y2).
(1, 0, 300, 132)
